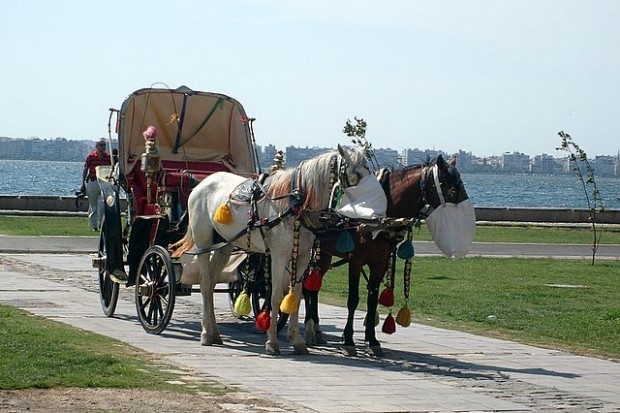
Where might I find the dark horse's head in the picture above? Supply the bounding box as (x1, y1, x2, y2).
(423, 155, 475, 258)
(424, 155, 469, 207)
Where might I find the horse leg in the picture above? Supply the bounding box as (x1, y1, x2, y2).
(342, 264, 361, 356)
(365, 262, 386, 357)
(199, 246, 233, 346)
(288, 244, 311, 355)
(196, 252, 221, 346)
(303, 288, 318, 345)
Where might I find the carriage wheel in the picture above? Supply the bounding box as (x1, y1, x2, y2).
(98, 226, 119, 317)
(135, 245, 176, 335)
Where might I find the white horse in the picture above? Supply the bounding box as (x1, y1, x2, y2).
(172, 144, 386, 355)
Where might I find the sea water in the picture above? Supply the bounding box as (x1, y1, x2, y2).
(1, 160, 619, 209)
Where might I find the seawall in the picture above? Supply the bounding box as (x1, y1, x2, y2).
(1, 195, 620, 224)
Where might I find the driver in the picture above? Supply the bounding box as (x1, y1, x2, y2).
(81, 138, 111, 231)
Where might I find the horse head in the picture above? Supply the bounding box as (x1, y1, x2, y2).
(424, 155, 476, 258)
(334, 144, 387, 220)
(297, 144, 387, 220)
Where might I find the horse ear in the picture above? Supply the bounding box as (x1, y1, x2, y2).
(338, 144, 353, 165)
(449, 156, 457, 166)
(436, 154, 447, 170)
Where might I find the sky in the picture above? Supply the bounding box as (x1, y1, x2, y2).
(1, 0, 619, 157)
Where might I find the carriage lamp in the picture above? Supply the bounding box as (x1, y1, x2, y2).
(140, 125, 162, 204)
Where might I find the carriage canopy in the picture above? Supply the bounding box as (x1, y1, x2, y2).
(118, 86, 259, 177)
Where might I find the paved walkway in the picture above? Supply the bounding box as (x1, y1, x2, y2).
(1, 251, 619, 412)
(1, 235, 618, 259)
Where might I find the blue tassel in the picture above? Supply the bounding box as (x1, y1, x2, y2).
(336, 230, 355, 253)
(397, 239, 415, 259)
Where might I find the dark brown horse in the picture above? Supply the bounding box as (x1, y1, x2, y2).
(303, 154, 474, 356)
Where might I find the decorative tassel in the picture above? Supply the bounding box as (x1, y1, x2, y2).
(280, 287, 299, 314)
(214, 203, 233, 224)
(382, 312, 396, 334)
(397, 239, 415, 260)
(395, 304, 411, 327)
(363, 311, 380, 327)
(378, 287, 394, 307)
(233, 291, 252, 316)
(303, 268, 323, 291)
(336, 230, 355, 253)
(255, 309, 271, 332)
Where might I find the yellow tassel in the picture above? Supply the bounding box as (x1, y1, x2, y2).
(214, 203, 233, 224)
(395, 304, 411, 327)
(233, 291, 252, 316)
(280, 287, 299, 314)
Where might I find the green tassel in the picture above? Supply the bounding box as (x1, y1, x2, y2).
(336, 230, 355, 253)
(397, 239, 414, 259)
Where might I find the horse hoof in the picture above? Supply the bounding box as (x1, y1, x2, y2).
(315, 331, 327, 345)
(341, 345, 357, 357)
(369, 345, 384, 357)
(201, 334, 223, 346)
(293, 344, 309, 355)
(305, 330, 317, 346)
(265, 342, 280, 356)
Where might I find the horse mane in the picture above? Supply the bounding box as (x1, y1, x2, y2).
(268, 149, 367, 211)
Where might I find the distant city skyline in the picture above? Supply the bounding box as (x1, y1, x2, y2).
(2, 136, 618, 177)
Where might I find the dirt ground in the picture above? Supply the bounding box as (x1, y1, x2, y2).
(0, 388, 287, 413)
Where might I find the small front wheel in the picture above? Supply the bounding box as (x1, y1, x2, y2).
(98, 225, 119, 317)
(135, 245, 176, 334)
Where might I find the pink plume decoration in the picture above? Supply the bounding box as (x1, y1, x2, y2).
(143, 125, 158, 139)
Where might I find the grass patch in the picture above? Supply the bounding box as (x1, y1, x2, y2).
(0, 305, 223, 394)
(320, 257, 620, 360)
(412, 224, 620, 244)
(1, 215, 619, 244)
(0, 216, 93, 237)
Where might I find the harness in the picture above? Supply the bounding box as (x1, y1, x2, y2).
(189, 153, 347, 255)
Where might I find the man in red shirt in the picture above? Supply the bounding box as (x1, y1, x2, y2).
(81, 138, 111, 231)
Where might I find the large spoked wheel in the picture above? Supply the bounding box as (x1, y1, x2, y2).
(135, 245, 176, 335)
(98, 226, 119, 317)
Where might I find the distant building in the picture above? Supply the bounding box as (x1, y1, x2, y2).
(284, 146, 331, 167)
(594, 155, 616, 177)
(501, 152, 530, 173)
(531, 154, 560, 174)
(373, 148, 400, 168)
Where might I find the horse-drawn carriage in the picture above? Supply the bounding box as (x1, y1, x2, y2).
(93, 85, 475, 357)
(93, 86, 389, 355)
(93, 85, 268, 334)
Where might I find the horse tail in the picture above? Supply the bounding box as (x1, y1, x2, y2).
(170, 231, 194, 258)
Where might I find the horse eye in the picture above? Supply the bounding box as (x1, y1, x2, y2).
(348, 172, 359, 186)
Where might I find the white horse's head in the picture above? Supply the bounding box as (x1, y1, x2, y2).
(293, 144, 387, 220)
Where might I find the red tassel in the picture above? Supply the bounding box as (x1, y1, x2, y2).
(378, 287, 394, 307)
(255, 309, 271, 332)
(303, 268, 323, 291)
(382, 313, 396, 334)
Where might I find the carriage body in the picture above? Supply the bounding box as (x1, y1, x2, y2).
(96, 85, 267, 333)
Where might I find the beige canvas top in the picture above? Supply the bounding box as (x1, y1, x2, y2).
(117, 86, 258, 176)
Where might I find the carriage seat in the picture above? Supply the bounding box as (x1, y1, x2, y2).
(124, 160, 231, 218)
(159, 160, 230, 189)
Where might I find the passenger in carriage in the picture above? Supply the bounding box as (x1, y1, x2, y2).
(81, 138, 111, 231)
